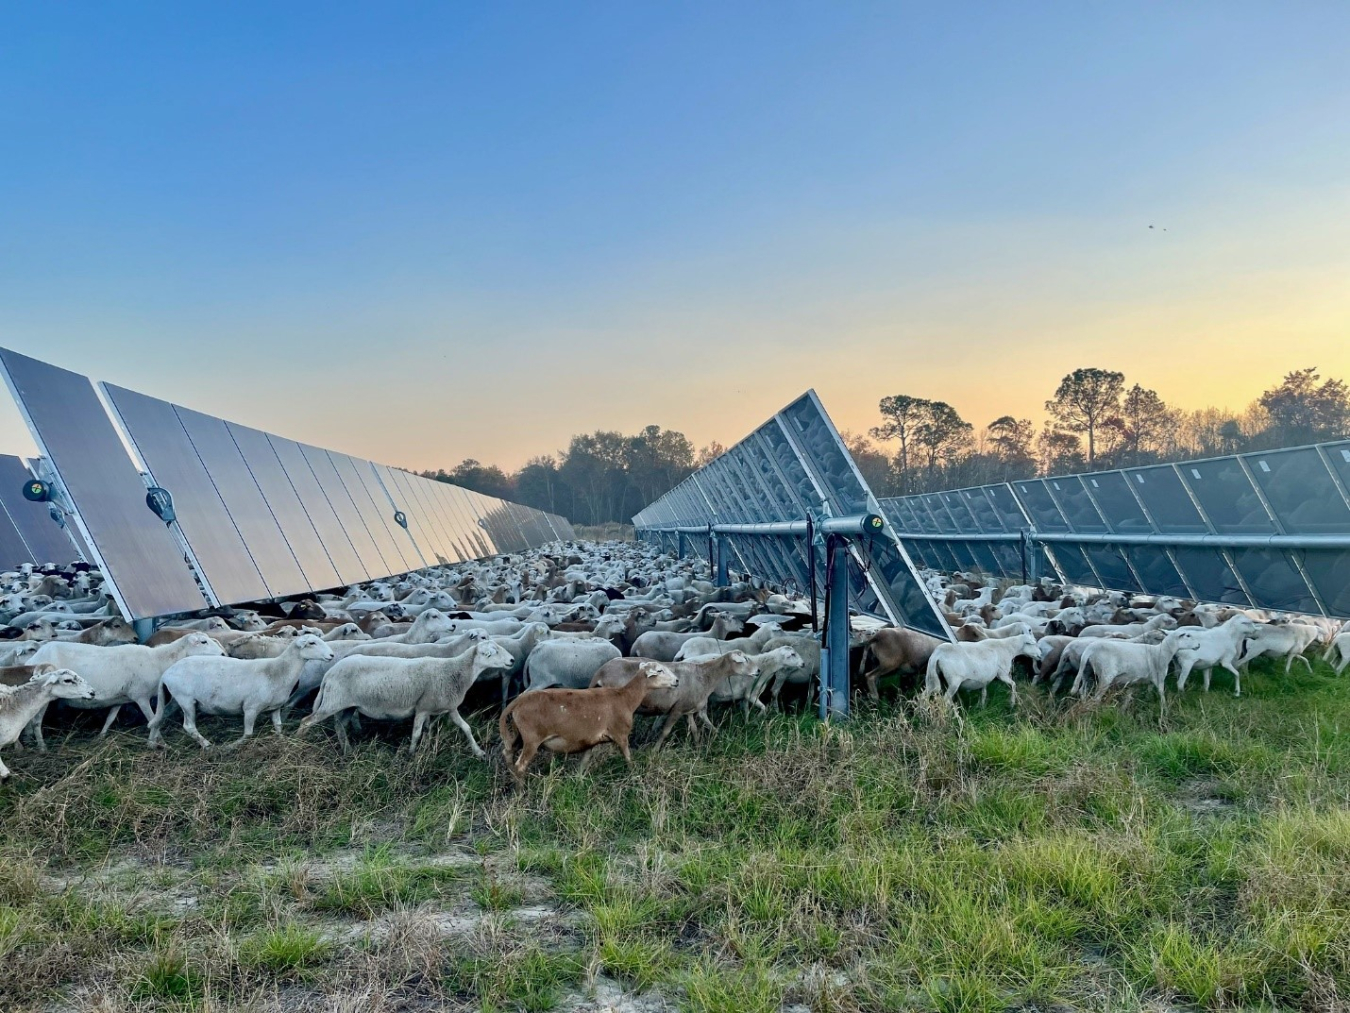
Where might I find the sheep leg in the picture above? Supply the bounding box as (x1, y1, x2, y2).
(271, 709, 284, 736)
(654, 711, 681, 751)
(999, 672, 1018, 708)
(224, 709, 260, 749)
(133, 697, 156, 725)
(979, 685, 988, 708)
(334, 713, 352, 752)
(1336, 654, 1350, 675)
(697, 707, 718, 736)
(1223, 661, 1241, 697)
(0, 755, 10, 779)
(29, 704, 49, 752)
(862, 665, 885, 700)
(685, 714, 701, 744)
(408, 712, 429, 754)
(1297, 652, 1313, 673)
(98, 704, 122, 737)
(179, 700, 212, 750)
(447, 709, 484, 758)
(511, 739, 540, 784)
(1176, 659, 1193, 693)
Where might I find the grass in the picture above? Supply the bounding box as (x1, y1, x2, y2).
(0, 655, 1347, 1010)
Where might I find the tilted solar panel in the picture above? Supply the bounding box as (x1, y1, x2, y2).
(102, 384, 271, 604)
(0, 349, 207, 619)
(226, 422, 344, 592)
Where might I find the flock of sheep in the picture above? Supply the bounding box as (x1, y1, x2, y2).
(0, 541, 1347, 783)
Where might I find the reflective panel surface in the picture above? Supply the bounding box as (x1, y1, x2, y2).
(103, 385, 270, 604)
(0, 349, 207, 618)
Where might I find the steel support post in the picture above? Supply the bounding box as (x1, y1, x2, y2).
(820, 535, 851, 720)
(715, 536, 729, 587)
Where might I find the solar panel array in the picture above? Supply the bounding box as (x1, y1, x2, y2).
(0, 348, 574, 620)
(634, 390, 950, 639)
(881, 443, 1350, 616)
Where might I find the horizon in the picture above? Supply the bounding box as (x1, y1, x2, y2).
(2, 3, 1348, 471)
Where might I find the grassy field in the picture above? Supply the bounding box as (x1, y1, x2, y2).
(1, 656, 1348, 1012)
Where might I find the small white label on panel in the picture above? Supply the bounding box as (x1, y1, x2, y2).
(1258, 460, 1270, 473)
(1191, 468, 1202, 479)
(1090, 479, 1099, 487)
(1342, 449, 1350, 463)
(1136, 474, 1145, 483)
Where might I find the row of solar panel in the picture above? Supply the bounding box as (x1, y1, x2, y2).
(880, 442, 1350, 616)
(0, 348, 574, 620)
(633, 391, 950, 639)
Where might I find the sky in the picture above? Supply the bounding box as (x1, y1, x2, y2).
(2, 3, 1348, 471)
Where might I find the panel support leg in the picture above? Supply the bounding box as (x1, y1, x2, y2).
(133, 618, 154, 645)
(715, 536, 729, 587)
(821, 535, 850, 720)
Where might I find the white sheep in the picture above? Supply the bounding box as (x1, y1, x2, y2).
(0, 669, 95, 778)
(671, 621, 785, 663)
(1077, 629, 1202, 711)
(1174, 616, 1258, 696)
(297, 640, 513, 755)
(148, 634, 334, 749)
(520, 637, 622, 693)
(1239, 623, 1321, 675)
(924, 632, 1037, 708)
(704, 645, 804, 714)
(1322, 632, 1350, 675)
(28, 634, 225, 747)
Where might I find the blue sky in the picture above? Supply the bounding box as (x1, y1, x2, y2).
(2, 3, 1348, 468)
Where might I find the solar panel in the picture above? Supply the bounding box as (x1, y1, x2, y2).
(370, 463, 428, 569)
(401, 469, 460, 564)
(102, 384, 271, 604)
(173, 404, 313, 600)
(0, 482, 35, 569)
(632, 389, 951, 639)
(0, 455, 78, 565)
(0, 348, 207, 619)
(266, 436, 369, 586)
(301, 445, 388, 578)
(330, 452, 409, 574)
(227, 422, 343, 592)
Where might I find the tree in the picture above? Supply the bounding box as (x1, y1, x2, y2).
(1044, 367, 1125, 465)
(913, 401, 974, 475)
(1038, 429, 1085, 475)
(1115, 384, 1174, 465)
(1258, 367, 1350, 445)
(841, 431, 896, 497)
(424, 459, 514, 499)
(514, 455, 563, 514)
(870, 395, 930, 491)
(695, 441, 726, 467)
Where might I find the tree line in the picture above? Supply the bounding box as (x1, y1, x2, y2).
(418, 366, 1350, 522)
(857, 366, 1350, 497)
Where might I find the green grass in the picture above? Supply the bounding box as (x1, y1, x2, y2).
(0, 656, 1348, 1010)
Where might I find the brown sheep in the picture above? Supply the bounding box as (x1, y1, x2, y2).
(858, 628, 944, 698)
(499, 662, 677, 782)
